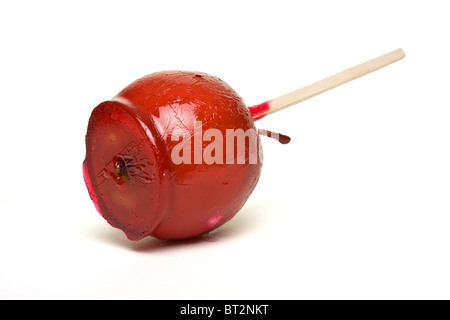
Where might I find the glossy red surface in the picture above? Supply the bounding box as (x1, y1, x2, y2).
(84, 71, 262, 240)
(248, 101, 271, 120)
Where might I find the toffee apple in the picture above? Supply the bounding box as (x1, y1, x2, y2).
(83, 71, 263, 240)
(83, 49, 405, 241)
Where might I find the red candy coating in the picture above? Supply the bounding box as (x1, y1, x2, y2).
(248, 101, 271, 120)
(83, 71, 262, 240)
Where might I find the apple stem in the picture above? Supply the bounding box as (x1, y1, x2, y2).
(249, 48, 405, 120)
(258, 129, 291, 144)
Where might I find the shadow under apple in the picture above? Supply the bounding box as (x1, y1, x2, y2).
(87, 201, 270, 253)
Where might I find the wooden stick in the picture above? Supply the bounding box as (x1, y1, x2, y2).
(249, 48, 405, 120)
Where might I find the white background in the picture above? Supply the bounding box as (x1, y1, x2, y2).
(1, 1, 449, 300)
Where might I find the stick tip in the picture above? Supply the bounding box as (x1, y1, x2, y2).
(395, 48, 406, 60)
